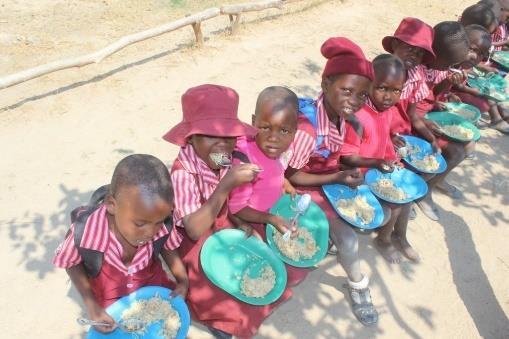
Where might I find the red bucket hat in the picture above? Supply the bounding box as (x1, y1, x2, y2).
(321, 37, 374, 80)
(162, 84, 257, 146)
(382, 17, 436, 63)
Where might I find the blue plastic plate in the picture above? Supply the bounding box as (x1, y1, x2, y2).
(87, 286, 190, 339)
(322, 184, 384, 229)
(200, 229, 287, 305)
(266, 194, 329, 267)
(400, 135, 447, 174)
(365, 168, 428, 204)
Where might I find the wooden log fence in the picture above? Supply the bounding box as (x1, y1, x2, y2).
(0, 0, 305, 90)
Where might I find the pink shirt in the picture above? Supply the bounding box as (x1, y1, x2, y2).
(340, 100, 397, 172)
(52, 205, 179, 275)
(492, 24, 507, 51)
(171, 144, 228, 232)
(228, 137, 291, 214)
(400, 65, 430, 103)
(288, 93, 345, 169)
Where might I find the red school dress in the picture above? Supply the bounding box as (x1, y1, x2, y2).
(339, 100, 397, 173)
(53, 204, 178, 308)
(228, 136, 309, 287)
(170, 144, 291, 338)
(289, 94, 345, 219)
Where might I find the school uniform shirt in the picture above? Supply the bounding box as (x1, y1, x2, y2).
(171, 143, 228, 229)
(288, 92, 345, 169)
(53, 204, 179, 274)
(340, 99, 397, 173)
(492, 24, 507, 52)
(392, 65, 430, 135)
(229, 136, 291, 214)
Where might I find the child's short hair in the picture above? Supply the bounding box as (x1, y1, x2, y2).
(461, 3, 497, 30)
(465, 24, 492, 47)
(372, 54, 406, 81)
(433, 21, 470, 60)
(110, 154, 173, 203)
(255, 86, 299, 116)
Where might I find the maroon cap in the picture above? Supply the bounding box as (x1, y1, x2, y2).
(382, 17, 436, 63)
(321, 37, 374, 80)
(162, 84, 257, 146)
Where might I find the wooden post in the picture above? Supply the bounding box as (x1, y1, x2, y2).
(229, 13, 242, 34)
(192, 22, 204, 47)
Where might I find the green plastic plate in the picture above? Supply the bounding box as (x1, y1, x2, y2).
(266, 194, 329, 267)
(468, 70, 508, 102)
(200, 229, 287, 306)
(491, 51, 509, 70)
(425, 111, 481, 142)
(443, 102, 481, 123)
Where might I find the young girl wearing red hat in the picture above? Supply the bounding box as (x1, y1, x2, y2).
(383, 19, 474, 221)
(339, 54, 420, 263)
(163, 84, 291, 339)
(53, 154, 189, 333)
(285, 37, 378, 326)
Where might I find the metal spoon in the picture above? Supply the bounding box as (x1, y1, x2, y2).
(283, 194, 311, 241)
(77, 317, 145, 333)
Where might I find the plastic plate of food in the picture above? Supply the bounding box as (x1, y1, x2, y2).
(365, 168, 428, 204)
(425, 111, 481, 142)
(443, 102, 481, 123)
(200, 229, 287, 305)
(322, 184, 384, 229)
(399, 135, 447, 174)
(87, 286, 190, 339)
(266, 194, 329, 267)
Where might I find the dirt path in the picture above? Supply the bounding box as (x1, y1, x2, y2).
(1, 0, 508, 338)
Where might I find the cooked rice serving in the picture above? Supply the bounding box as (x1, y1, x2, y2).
(336, 195, 375, 225)
(412, 154, 440, 171)
(371, 178, 407, 201)
(450, 107, 476, 120)
(121, 295, 181, 338)
(240, 265, 275, 298)
(441, 125, 474, 140)
(273, 227, 319, 261)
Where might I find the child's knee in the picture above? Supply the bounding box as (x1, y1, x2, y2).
(330, 219, 358, 254)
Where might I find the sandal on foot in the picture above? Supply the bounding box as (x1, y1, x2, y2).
(416, 200, 439, 221)
(490, 119, 509, 134)
(436, 182, 463, 200)
(345, 281, 378, 326)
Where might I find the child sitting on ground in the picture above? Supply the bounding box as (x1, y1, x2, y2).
(164, 84, 291, 339)
(340, 54, 419, 263)
(228, 86, 308, 286)
(53, 154, 189, 333)
(285, 37, 378, 326)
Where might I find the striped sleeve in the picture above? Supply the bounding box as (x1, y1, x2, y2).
(288, 129, 315, 169)
(409, 79, 430, 104)
(52, 225, 82, 268)
(171, 169, 202, 227)
(339, 122, 361, 156)
(163, 225, 183, 250)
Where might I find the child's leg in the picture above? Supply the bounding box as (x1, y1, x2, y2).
(391, 204, 419, 262)
(329, 217, 378, 326)
(374, 204, 402, 264)
(489, 103, 509, 133)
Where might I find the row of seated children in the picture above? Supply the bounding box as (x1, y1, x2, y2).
(53, 7, 501, 339)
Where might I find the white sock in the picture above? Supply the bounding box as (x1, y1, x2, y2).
(348, 275, 369, 289)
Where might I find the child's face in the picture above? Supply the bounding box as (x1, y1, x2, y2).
(106, 186, 173, 247)
(322, 74, 370, 121)
(501, 0, 509, 22)
(253, 103, 297, 159)
(391, 40, 425, 70)
(488, 20, 499, 34)
(464, 32, 491, 67)
(189, 135, 236, 170)
(370, 71, 405, 112)
(432, 44, 469, 70)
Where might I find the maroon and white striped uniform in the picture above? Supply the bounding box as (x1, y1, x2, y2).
(53, 205, 179, 274)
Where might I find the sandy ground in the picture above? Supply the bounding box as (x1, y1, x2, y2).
(1, 0, 508, 338)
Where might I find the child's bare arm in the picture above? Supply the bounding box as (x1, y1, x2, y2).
(286, 167, 363, 188)
(182, 163, 259, 240)
(453, 83, 481, 96)
(234, 207, 296, 236)
(406, 103, 440, 151)
(66, 264, 115, 333)
(477, 63, 499, 74)
(341, 155, 394, 173)
(161, 249, 189, 298)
